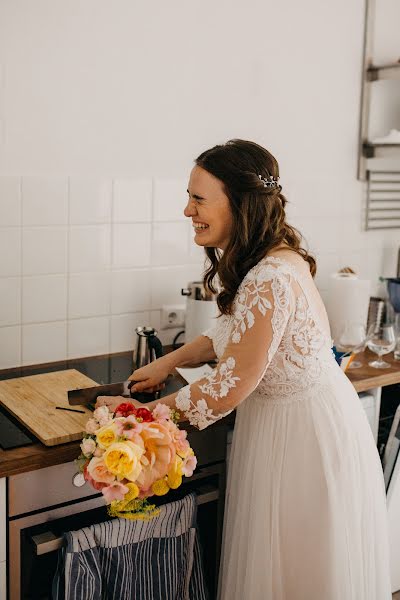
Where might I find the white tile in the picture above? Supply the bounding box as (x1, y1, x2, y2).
(149, 309, 184, 346)
(0, 278, 20, 326)
(22, 275, 67, 323)
(23, 227, 67, 275)
(22, 177, 68, 225)
(151, 265, 204, 309)
(0, 177, 21, 226)
(314, 253, 341, 290)
(0, 326, 21, 368)
(22, 322, 67, 365)
(0, 228, 21, 276)
(68, 316, 110, 359)
(153, 178, 187, 222)
(68, 272, 111, 319)
(110, 312, 150, 353)
(112, 224, 151, 268)
(111, 269, 151, 314)
(152, 222, 189, 266)
(69, 178, 112, 224)
(69, 225, 111, 272)
(113, 179, 152, 222)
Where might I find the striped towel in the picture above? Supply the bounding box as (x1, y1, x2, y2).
(52, 493, 208, 600)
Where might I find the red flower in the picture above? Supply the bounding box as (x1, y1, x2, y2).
(135, 407, 154, 422)
(115, 402, 137, 418)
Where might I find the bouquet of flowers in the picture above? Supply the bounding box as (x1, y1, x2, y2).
(77, 402, 197, 520)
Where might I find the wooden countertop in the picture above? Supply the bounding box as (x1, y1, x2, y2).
(345, 349, 400, 393)
(0, 350, 399, 479)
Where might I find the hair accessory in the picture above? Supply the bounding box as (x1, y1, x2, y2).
(258, 174, 279, 188)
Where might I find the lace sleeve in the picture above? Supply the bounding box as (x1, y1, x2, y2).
(202, 327, 216, 342)
(175, 262, 294, 429)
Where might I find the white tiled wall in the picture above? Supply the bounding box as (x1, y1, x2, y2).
(0, 176, 204, 368)
(1, 173, 398, 369)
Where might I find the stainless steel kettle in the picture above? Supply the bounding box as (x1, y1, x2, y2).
(133, 326, 163, 370)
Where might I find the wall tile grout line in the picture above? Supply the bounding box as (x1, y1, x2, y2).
(109, 178, 115, 354)
(66, 177, 71, 360)
(19, 176, 23, 366)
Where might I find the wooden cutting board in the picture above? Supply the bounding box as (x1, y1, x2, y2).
(0, 369, 99, 446)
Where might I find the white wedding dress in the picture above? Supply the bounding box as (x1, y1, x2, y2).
(175, 252, 391, 600)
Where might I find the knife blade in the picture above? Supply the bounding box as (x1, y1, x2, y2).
(68, 381, 132, 406)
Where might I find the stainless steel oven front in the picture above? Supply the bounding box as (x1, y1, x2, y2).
(7, 426, 228, 600)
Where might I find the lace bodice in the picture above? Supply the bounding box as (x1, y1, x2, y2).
(175, 255, 335, 429)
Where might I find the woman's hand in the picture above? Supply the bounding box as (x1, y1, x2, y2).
(128, 361, 170, 394)
(95, 395, 126, 413)
(95, 395, 146, 413)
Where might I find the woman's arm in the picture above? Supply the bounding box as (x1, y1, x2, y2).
(128, 333, 216, 394)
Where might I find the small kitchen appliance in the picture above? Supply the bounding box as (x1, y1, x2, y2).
(181, 281, 218, 343)
(134, 326, 163, 369)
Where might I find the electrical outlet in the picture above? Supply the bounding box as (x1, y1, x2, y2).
(160, 304, 186, 330)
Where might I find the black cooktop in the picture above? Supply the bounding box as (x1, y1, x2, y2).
(0, 352, 136, 451)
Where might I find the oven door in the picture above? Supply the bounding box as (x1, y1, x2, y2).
(9, 466, 223, 600)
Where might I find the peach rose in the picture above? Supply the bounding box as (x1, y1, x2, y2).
(87, 457, 116, 485)
(136, 422, 176, 492)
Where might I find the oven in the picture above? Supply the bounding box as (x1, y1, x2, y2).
(7, 425, 228, 600)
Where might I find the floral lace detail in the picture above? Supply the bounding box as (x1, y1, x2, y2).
(199, 357, 240, 399)
(176, 255, 336, 427)
(175, 385, 233, 430)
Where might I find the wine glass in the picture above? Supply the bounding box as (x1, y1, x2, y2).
(366, 324, 396, 369)
(337, 323, 367, 369)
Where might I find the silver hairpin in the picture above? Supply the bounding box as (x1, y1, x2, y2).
(258, 174, 279, 188)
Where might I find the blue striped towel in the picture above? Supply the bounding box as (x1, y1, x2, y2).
(52, 493, 208, 600)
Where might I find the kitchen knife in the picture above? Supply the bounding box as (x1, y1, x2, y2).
(68, 381, 133, 406)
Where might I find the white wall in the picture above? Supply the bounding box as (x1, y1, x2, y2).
(0, 0, 399, 368)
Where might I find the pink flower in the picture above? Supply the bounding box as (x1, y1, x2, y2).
(83, 464, 107, 491)
(174, 429, 190, 453)
(94, 447, 105, 457)
(102, 481, 130, 504)
(85, 418, 99, 434)
(80, 438, 96, 457)
(165, 421, 190, 453)
(114, 415, 143, 439)
(152, 404, 171, 422)
(182, 453, 197, 477)
(87, 457, 116, 485)
(93, 405, 112, 427)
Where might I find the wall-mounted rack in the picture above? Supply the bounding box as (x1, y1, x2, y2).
(358, 0, 400, 183)
(366, 170, 400, 230)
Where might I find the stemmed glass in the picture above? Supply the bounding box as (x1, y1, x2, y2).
(366, 324, 396, 369)
(337, 323, 367, 369)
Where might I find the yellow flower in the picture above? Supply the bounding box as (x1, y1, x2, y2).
(103, 441, 144, 481)
(124, 482, 139, 502)
(167, 456, 183, 489)
(152, 478, 170, 496)
(167, 472, 182, 489)
(96, 424, 118, 449)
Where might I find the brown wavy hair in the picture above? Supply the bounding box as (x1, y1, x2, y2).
(195, 139, 316, 315)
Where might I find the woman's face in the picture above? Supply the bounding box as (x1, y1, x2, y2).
(184, 166, 233, 250)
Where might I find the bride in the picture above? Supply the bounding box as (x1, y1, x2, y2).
(98, 139, 391, 599)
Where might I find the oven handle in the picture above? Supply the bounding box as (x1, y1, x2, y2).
(32, 485, 219, 556)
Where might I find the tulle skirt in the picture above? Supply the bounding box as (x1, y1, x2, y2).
(218, 365, 391, 600)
